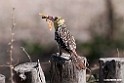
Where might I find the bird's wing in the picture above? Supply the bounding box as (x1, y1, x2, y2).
(55, 27, 76, 52)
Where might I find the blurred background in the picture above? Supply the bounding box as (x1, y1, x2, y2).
(0, 0, 124, 83)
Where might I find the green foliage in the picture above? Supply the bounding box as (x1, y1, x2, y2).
(87, 74, 98, 83)
(21, 42, 57, 61)
(78, 35, 124, 63)
(23, 42, 46, 55)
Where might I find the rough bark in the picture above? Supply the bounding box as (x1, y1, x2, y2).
(14, 60, 46, 83)
(50, 53, 86, 83)
(99, 58, 124, 83)
(0, 74, 5, 83)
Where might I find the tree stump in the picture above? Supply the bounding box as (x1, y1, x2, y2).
(99, 58, 124, 83)
(0, 74, 5, 83)
(50, 53, 86, 83)
(14, 60, 46, 83)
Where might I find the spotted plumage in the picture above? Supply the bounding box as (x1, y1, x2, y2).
(43, 15, 86, 70)
(55, 27, 76, 53)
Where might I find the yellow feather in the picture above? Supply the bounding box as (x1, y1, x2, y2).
(54, 17, 65, 30)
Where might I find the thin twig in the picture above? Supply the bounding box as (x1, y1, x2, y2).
(9, 7, 15, 83)
(0, 8, 16, 83)
(0, 65, 10, 67)
(117, 48, 119, 58)
(20, 47, 32, 62)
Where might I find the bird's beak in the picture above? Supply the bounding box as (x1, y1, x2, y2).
(39, 13, 48, 19)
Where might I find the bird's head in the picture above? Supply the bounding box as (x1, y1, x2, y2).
(41, 14, 65, 30)
(48, 16, 65, 30)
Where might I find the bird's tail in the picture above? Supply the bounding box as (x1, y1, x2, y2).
(71, 51, 86, 70)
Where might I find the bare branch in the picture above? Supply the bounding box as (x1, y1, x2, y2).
(9, 7, 15, 83)
(20, 47, 32, 62)
(117, 48, 120, 58)
(0, 65, 10, 67)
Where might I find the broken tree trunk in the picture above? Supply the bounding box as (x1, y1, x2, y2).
(14, 60, 46, 83)
(99, 58, 124, 83)
(0, 74, 5, 83)
(50, 53, 86, 83)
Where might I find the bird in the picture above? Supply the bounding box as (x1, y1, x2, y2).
(41, 14, 86, 70)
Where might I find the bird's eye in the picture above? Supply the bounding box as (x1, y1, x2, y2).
(54, 17, 58, 21)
